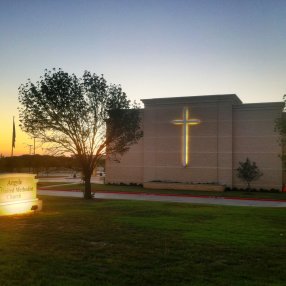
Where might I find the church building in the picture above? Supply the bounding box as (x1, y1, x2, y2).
(106, 94, 284, 190)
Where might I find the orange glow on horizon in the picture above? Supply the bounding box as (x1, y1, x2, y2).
(0, 116, 38, 157)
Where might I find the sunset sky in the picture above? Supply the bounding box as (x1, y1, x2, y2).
(0, 0, 285, 156)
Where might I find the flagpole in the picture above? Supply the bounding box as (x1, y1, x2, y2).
(11, 116, 16, 157)
(11, 117, 14, 157)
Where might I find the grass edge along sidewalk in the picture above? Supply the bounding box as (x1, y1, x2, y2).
(37, 182, 286, 202)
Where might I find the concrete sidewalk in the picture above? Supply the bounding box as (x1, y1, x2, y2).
(38, 190, 286, 208)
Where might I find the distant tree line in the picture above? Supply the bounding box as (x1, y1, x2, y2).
(0, 155, 105, 175)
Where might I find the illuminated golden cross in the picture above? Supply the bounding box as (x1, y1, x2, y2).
(172, 107, 201, 167)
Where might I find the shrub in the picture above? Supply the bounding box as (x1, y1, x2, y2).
(237, 158, 263, 190)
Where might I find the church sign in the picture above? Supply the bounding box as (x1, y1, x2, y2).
(0, 173, 42, 216)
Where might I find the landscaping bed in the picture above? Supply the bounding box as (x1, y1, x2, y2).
(144, 181, 224, 191)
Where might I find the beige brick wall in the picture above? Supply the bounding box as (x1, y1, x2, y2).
(105, 112, 144, 184)
(232, 103, 283, 189)
(106, 95, 283, 189)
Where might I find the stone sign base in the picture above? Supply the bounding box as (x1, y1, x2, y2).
(0, 199, 42, 216)
(144, 182, 225, 192)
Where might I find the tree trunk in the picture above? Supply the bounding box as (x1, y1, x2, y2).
(79, 157, 94, 200)
(84, 174, 92, 199)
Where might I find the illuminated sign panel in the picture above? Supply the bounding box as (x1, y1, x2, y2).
(172, 107, 201, 167)
(0, 173, 42, 216)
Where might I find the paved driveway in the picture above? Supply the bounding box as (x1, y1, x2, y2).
(38, 190, 286, 207)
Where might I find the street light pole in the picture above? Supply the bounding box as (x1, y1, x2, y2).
(28, 144, 32, 155)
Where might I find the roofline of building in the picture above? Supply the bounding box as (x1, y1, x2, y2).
(141, 94, 242, 106)
(233, 102, 284, 110)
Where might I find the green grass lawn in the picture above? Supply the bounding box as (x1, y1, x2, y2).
(0, 196, 286, 285)
(38, 182, 286, 200)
